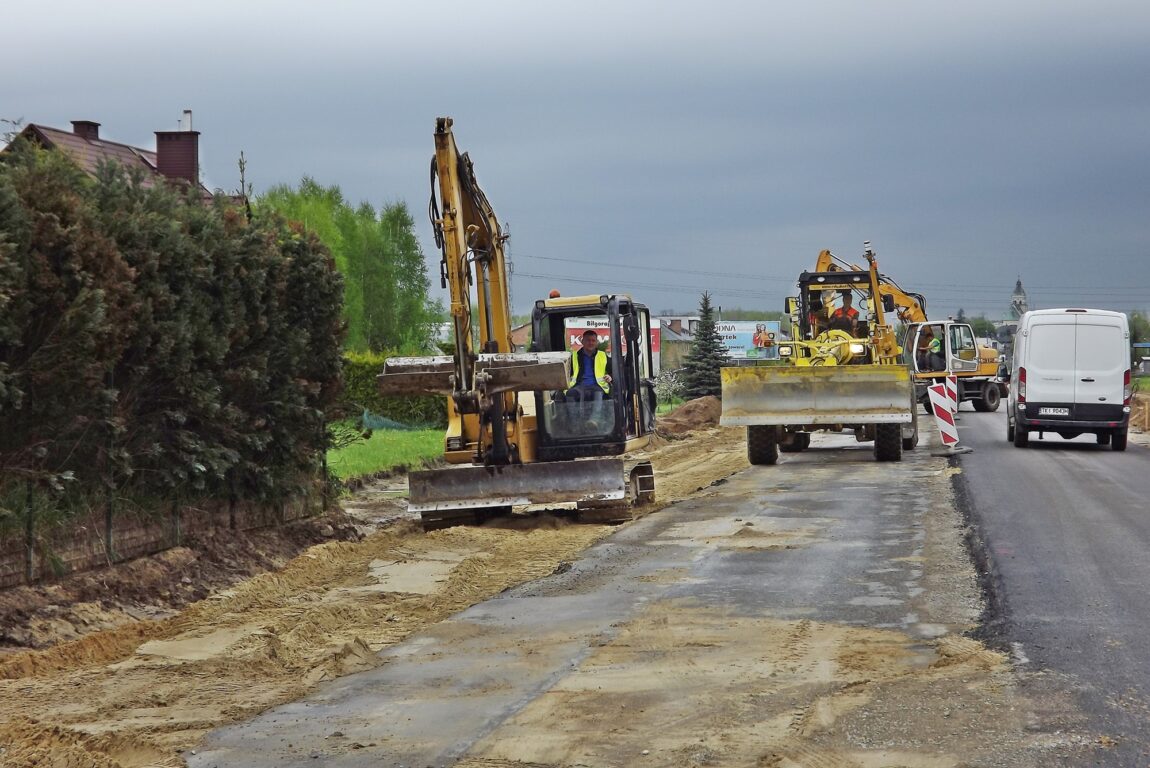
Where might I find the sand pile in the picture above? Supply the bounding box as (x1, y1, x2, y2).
(657, 395, 723, 436)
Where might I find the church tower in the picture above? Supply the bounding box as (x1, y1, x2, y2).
(1009, 277, 1029, 320)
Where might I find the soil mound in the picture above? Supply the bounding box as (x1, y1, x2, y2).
(658, 395, 722, 436)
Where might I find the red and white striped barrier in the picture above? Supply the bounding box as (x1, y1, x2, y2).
(928, 381, 972, 455)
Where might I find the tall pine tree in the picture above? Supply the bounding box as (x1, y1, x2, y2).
(680, 291, 729, 399)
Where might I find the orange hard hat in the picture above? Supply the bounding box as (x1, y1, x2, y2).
(549, 289, 561, 298)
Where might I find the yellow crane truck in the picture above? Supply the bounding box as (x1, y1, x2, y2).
(720, 244, 919, 464)
(378, 118, 657, 529)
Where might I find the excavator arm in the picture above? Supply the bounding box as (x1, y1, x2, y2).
(380, 118, 568, 467)
(431, 117, 516, 409)
(812, 248, 928, 324)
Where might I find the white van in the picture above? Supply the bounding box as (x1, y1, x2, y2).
(1006, 308, 1131, 450)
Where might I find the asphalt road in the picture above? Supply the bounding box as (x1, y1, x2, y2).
(954, 407, 1150, 764)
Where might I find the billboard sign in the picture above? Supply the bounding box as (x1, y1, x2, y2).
(716, 321, 781, 360)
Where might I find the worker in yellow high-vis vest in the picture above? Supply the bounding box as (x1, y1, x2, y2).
(564, 329, 612, 405)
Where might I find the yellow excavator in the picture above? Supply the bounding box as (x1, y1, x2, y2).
(808, 249, 1007, 412)
(378, 118, 656, 529)
(721, 243, 919, 463)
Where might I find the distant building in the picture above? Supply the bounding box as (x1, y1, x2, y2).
(1009, 277, 1029, 320)
(658, 315, 701, 338)
(995, 277, 1030, 365)
(4, 114, 213, 198)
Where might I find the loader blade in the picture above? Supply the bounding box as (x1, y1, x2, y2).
(720, 364, 913, 426)
(407, 458, 627, 514)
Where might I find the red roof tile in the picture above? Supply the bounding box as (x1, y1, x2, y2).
(15, 123, 212, 197)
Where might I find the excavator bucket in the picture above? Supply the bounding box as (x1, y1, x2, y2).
(378, 352, 571, 397)
(474, 351, 571, 394)
(720, 365, 913, 426)
(378, 355, 456, 396)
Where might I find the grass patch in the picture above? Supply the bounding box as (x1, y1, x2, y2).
(327, 428, 443, 481)
(656, 397, 685, 416)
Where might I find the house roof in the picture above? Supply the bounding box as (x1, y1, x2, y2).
(23, 124, 160, 183)
(14, 122, 212, 197)
(658, 323, 693, 343)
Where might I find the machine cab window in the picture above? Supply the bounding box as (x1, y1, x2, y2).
(530, 296, 655, 453)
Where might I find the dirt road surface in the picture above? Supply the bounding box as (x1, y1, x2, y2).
(0, 399, 1072, 766)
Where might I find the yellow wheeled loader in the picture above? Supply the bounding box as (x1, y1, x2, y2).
(720, 243, 918, 463)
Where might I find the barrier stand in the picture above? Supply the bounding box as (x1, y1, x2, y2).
(928, 381, 972, 456)
(946, 375, 960, 420)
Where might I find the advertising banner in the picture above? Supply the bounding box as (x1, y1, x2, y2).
(565, 319, 661, 354)
(716, 321, 781, 360)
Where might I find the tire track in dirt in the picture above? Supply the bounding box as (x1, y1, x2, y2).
(0, 426, 741, 767)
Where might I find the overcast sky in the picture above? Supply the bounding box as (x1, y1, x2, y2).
(5, 0, 1149, 319)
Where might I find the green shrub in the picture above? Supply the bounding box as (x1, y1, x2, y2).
(342, 351, 447, 428)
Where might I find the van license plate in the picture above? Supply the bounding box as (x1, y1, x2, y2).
(1039, 407, 1070, 416)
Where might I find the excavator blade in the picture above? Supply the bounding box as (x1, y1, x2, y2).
(407, 458, 627, 514)
(377, 352, 571, 398)
(720, 364, 913, 426)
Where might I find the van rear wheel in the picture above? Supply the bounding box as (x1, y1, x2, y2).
(1012, 425, 1029, 448)
(1113, 429, 1128, 452)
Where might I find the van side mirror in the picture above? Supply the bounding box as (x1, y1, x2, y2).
(998, 364, 1010, 382)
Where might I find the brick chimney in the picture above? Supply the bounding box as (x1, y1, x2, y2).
(669, 319, 683, 334)
(71, 120, 100, 141)
(155, 129, 200, 185)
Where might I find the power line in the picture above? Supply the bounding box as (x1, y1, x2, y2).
(514, 252, 1150, 294)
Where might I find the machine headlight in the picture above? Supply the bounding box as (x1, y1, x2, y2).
(778, 345, 793, 357)
(848, 343, 866, 355)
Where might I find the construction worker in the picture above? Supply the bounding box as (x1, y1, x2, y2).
(829, 291, 859, 336)
(917, 327, 946, 371)
(807, 290, 826, 337)
(564, 330, 611, 404)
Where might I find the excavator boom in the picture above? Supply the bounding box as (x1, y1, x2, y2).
(378, 118, 656, 529)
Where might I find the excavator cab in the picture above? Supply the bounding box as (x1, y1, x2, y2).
(529, 294, 657, 460)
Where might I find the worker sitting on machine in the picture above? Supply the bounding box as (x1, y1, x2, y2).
(554, 330, 612, 432)
(916, 326, 946, 371)
(827, 291, 860, 336)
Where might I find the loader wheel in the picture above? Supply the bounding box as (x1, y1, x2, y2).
(902, 410, 919, 451)
(973, 382, 1001, 412)
(747, 425, 779, 465)
(874, 423, 902, 462)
